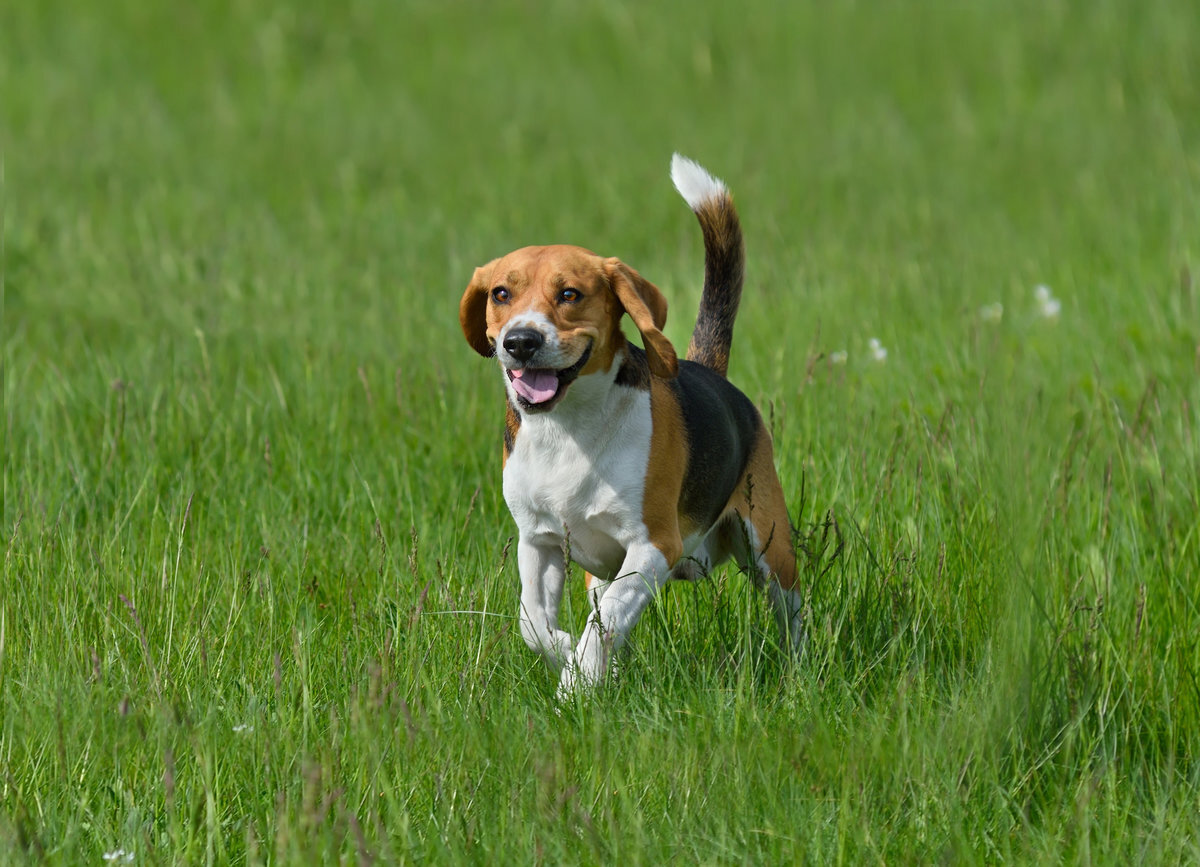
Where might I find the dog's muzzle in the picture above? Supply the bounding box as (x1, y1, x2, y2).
(506, 340, 593, 412)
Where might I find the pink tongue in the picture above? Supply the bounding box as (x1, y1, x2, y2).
(510, 369, 559, 404)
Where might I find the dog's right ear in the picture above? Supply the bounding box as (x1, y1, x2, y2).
(459, 259, 499, 357)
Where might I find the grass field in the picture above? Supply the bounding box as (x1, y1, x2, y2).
(4, 0, 1200, 862)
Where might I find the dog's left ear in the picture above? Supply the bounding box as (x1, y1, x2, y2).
(460, 259, 499, 357)
(605, 258, 679, 379)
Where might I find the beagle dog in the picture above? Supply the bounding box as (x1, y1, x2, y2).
(460, 155, 802, 694)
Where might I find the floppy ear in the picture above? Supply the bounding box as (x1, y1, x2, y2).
(459, 260, 499, 357)
(605, 258, 679, 379)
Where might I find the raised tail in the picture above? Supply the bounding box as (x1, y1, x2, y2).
(670, 153, 745, 378)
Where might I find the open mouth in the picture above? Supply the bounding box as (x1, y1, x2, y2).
(506, 342, 593, 411)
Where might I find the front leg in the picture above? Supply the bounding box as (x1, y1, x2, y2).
(559, 542, 672, 695)
(517, 536, 575, 672)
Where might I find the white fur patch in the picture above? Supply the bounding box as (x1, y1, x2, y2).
(505, 354, 659, 692)
(503, 364, 653, 578)
(670, 153, 727, 211)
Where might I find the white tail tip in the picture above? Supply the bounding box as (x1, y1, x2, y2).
(670, 152, 727, 211)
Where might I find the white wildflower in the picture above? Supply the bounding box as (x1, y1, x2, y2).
(868, 338, 888, 362)
(829, 350, 848, 365)
(1035, 284, 1061, 319)
(980, 302, 1004, 322)
(232, 723, 254, 734)
(102, 850, 134, 863)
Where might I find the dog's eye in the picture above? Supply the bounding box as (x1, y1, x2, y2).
(491, 286, 510, 304)
(558, 288, 581, 304)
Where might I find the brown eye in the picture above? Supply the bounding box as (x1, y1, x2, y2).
(491, 286, 510, 304)
(558, 288, 581, 303)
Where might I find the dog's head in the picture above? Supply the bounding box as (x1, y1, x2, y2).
(460, 245, 678, 412)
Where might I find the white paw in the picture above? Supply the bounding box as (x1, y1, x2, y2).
(555, 654, 606, 701)
(555, 658, 582, 702)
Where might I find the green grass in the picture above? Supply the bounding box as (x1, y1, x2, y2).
(3, 0, 1199, 862)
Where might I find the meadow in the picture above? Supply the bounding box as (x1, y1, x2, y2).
(3, 0, 1199, 862)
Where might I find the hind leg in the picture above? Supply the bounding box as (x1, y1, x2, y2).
(730, 512, 805, 656)
(726, 430, 805, 656)
(766, 576, 806, 656)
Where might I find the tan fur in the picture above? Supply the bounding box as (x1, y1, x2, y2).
(502, 401, 520, 465)
(724, 426, 799, 590)
(604, 259, 678, 378)
(640, 378, 693, 565)
(459, 245, 676, 380)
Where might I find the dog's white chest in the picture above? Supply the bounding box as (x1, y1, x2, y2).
(502, 390, 652, 577)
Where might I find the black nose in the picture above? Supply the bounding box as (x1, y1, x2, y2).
(503, 328, 544, 362)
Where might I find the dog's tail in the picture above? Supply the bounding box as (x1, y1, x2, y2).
(671, 153, 745, 379)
